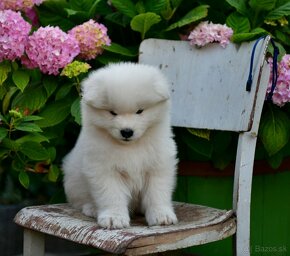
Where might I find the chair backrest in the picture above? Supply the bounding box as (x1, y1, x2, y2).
(139, 37, 271, 255)
(139, 38, 270, 133)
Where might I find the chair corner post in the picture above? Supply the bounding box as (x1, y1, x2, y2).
(23, 229, 45, 256)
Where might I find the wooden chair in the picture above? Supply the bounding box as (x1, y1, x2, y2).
(14, 36, 271, 255)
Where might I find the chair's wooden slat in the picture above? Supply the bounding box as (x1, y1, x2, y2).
(126, 218, 235, 255)
(139, 38, 270, 131)
(14, 203, 234, 254)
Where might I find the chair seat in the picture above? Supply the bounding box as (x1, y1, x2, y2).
(14, 202, 236, 255)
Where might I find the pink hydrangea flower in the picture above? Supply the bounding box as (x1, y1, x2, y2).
(0, 0, 44, 11)
(188, 21, 233, 48)
(267, 55, 290, 106)
(23, 26, 80, 75)
(68, 19, 111, 60)
(0, 10, 31, 62)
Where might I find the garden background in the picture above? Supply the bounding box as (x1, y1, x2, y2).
(0, 0, 290, 255)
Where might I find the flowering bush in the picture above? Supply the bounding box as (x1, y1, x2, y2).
(0, 0, 289, 203)
(0, 2, 111, 203)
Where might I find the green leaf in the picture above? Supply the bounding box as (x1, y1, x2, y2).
(37, 0, 75, 30)
(16, 133, 49, 144)
(111, 0, 137, 18)
(103, 43, 138, 57)
(249, 0, 276, 11)
(166, 5, 209, 31)
(64, 8, 78, 16)
(181, 130, 213, 158)
(226, 12, 251, 33)
(71, 97, 81, 125)
(20, 115, 43, 122)
(143, 0, 167, 13)
(0, 61, 11, 85)
(130, 12, 161, 39)
(0, 148, 9, 160)
(1, 138, 20, 151)
(15, 123, 42, 132)
(259, 106, 290, 156)
(0, 127, 8, 141)
(12, 86, 47, 111)
(0, 85, 7, 100)
(187, 128, 210, 140)
(231, 28, 268, 43)
(105, 12, 131, 27)
(212, 151, 234, 170)
(88, 0, 102, 17)
(161, 0, 173, 20)
(275, 30, 290, 47)
(55, 83, 73, 100)
(96, 55, 124, 65)
(267, 150, 284, 169)
(266, 2, 290, 20)
(47, 147, 56, 162)
(48, 165, 60, 182)
(267, 40, 286, 61)
(43, 76, 58, 98)
(226, 0, 248, 16)
(171, 0, 183, 9)
(135, 1, 146, 14)
(19, 141, 49, 160)
(2, 86, 18, 114)
(12, 70, 30, 92)
(36, 99, 72, 128)
(70, 0, 96, 11)
(19, 172, 30, 189)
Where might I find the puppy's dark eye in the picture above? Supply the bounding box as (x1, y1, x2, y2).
(136, 109, 144, 114)
(109, 110, 118, 116)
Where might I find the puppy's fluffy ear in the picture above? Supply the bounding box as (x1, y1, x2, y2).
(81, 71, 106, 109)
(152, 70, 171, 102)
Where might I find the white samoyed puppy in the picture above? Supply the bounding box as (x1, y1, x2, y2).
(62, 62, 178, 229)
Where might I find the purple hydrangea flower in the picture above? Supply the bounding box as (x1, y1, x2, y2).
(188, 21, 233, 48)
(68, 19, 111, 60)
(0, 0, 44, 11)
(0, 10, 31, 62)
(268, 55, 290, 106)
(23, 26, 80, 75)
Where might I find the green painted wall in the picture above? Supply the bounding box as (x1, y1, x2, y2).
(174, 171, 290, 256)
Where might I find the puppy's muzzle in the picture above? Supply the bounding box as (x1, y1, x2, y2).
(120, 128, 134, 140)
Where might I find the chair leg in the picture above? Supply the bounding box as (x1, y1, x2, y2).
(23, 229, 45, 256)
(233, 132, 256, 256)
(235, 228, 250, 256)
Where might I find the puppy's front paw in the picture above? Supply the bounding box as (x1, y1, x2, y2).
(82, 203, 96, 218)
(146, 207, 178, 226)
(98, 211, 130, 229)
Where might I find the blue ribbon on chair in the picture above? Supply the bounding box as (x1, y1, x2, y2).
(246, 36, 279, 103)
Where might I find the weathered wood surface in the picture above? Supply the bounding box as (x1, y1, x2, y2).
(139, 38, 270, 132)
(14, 202, 235, 254)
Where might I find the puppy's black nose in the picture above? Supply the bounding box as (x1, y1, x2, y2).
(120, 128, 134, 139)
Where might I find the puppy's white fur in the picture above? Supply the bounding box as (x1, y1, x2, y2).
(63, 62, 178, 229)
